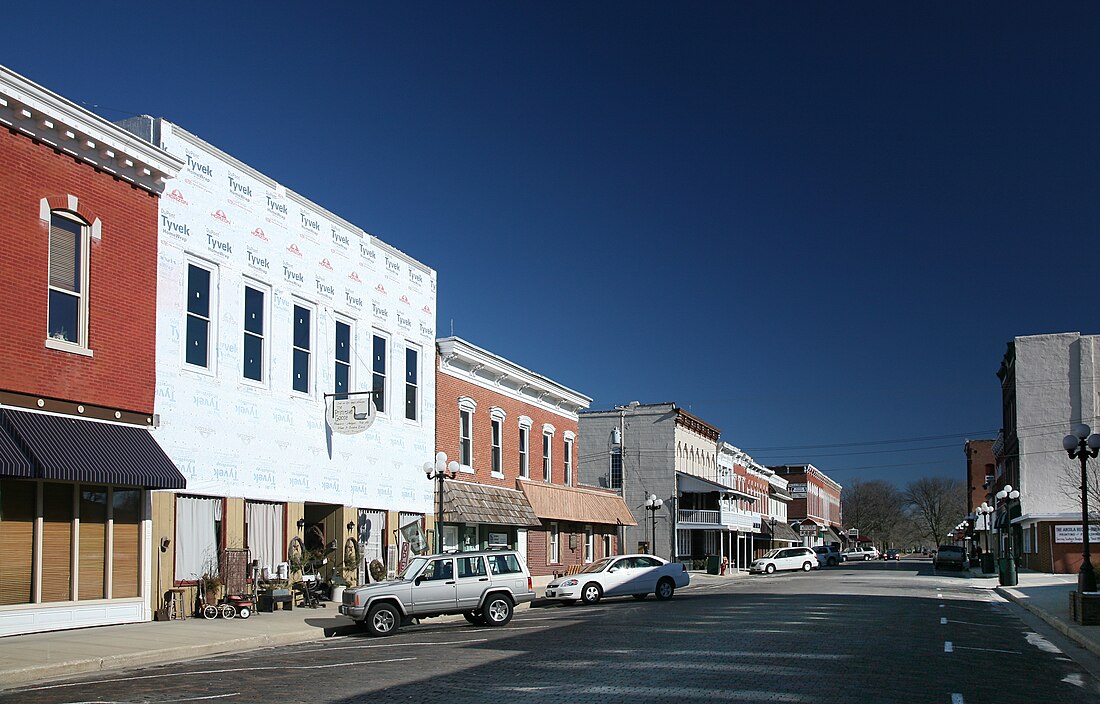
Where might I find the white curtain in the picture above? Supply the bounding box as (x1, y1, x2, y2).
(175, 496, 222, 580)
(247, 501, 284, 573)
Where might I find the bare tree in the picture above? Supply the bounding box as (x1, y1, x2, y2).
(1058, 457, 1100, 520)
(904, 477, 967, 547)
(842, 479, 907, 546)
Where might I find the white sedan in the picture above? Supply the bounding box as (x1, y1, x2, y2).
(544, 554, 690, 605)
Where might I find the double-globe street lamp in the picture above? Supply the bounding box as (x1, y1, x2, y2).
(995, 485, 1020, 587)
(1062, 424, 1100, 594)
(423, 452, 459, 554)
(645, 494, 663, 557)
(977, 502, 995, 573)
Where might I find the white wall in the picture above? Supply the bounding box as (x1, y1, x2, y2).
(152, 122, 435, 513)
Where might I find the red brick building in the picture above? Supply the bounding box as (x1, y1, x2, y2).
(433, 338, 634, 576)
(0, 65, 184, 636)
(769, 464, 844, 547)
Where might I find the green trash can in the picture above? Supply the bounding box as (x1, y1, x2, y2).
(980, 553, 995, 574)
(998, 557, 1018, 587)
(706, 555, 720, 575)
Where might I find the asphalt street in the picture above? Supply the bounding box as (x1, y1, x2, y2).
(4, 559, 1099, 704)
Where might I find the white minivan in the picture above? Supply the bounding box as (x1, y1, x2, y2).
(750, 547, 818, 574)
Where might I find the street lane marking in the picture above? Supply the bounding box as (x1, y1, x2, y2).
(297, 637, 489, 654)
(941, 617, 947, 624)
(944, 641, 953, 652)
(952, 694, 965, 704)
(953, 646, 1022, 655)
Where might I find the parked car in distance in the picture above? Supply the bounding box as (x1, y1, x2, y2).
(544, 554, 689, 605)
(884, 549, 902, 561)
(814, 545, 843, 567)
(842, 546, 878, 561)
(339, 550, 534, 636)
(751, 546, 818, 574)
(932, 544, 968, 571)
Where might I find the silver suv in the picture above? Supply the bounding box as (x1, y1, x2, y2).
(339, 550, 535, 636)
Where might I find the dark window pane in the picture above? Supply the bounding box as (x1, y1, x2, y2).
(406, 348, 417, 384)
(49, 215, 81, 292)
(48, 290, 79, 342)
(336, 322, 351, 364)
(187, 264, 210, 317)
(243, 334, 263, 381)
(405, 384, 417, 421)
(185, 315, 209, 367)
(293, 348, 310, 393)
(372, 373, 386, 413)
(335, 363, 349, 394)
(293, 305, 310, 350)
(244, 287, 264, 335)
(373, 335, 386, 374)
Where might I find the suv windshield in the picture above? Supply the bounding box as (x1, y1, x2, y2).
(398, 557, 428, 579)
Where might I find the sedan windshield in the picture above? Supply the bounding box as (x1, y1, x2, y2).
(579, 558, 614, 574)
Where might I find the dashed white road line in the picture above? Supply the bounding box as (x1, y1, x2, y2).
(941, 617, 947, 624)
(951, 694, 965, 704)
(944, 641, 954, 653)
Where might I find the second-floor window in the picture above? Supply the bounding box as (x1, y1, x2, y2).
(610, 448, 623, 489)
(460, 409, 473, 467)
(334, 320, 351, 394)
(519, 426, 529, 478)
(491, 418, 502, 474)
(372, 333, 387, 413)
(242, 284, 266, 382)
(564, 437, 573, 485)
(292, 303, 312, 394)
(47, 211, 89, 347)
(542, 432, 552, 482)
(405, 346, 419, 421)
(185, 262, 213, 368)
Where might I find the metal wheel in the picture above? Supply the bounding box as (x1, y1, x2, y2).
(366, 602, 400, 637)
(765, 563, 776, 575)
(220, 603, 236, 619)
(581, 582, 602, 605)
(201, 604, 219, 620)
(237, 606, 252, 619)
(482, 595, 513, 626)
(802, 561, 813, 572)
(655, 578, 675, 601)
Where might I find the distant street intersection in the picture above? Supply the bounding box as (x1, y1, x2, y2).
(4, 559, 1099, 704)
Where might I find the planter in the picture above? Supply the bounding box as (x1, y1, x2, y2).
(1069, 591, 1100, 625)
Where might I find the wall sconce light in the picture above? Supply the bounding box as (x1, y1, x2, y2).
(347, 521, 355, 533)
(296, 518, 306, 531)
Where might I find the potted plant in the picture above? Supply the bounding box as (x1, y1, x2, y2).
(200, 572, 222, 605)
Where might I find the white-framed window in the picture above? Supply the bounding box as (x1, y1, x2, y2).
(610, 448, 623, 489)
(291, 300, 314, 395)
(184, 259, 216, 371)
(334, 318, 352, 394)
(242, 282, 269, 384)
(563, 433, 574, 486)
(371, 332, 388, 414)
(542, 431, 552, 482)
(585, 525, 593, 562)
(491, 418, 503, 475)
(46, 210, 91, 351)
(458, 397, 477, 470)
(405, 344, 420, 422)
(518, 417, 532, 478)
(548, 522, 559, 564)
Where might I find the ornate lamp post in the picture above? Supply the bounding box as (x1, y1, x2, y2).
(995, 485, 1020, 587)
(1063, 424, 1100, 594)
(645, 494, 663, 557)
(977, 502, 995, 573)
(423, 452, 459, 553)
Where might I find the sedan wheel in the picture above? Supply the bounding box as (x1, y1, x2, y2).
(581, 582, 602, 605)
(828, 557, 838, 567)
(366, 602, 400, 637)
(655, 578, 675, 601)
(765, 563, 776, 575)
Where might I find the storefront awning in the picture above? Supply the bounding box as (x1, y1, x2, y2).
(442, 480, 541, 526)
(766, 520, 802, 543)
(824, 525, 844, 544)
(519, 480, 637, 526)
(770, 489, 793, 502)
(1, 408, 186, 489)
(0, 422, 34, 478)
(676, 471, 756, 501)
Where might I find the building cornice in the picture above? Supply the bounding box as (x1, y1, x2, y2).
(674, 407, 720, 442)
(0, 65, 182, 194)
(437, 337, 592, 419)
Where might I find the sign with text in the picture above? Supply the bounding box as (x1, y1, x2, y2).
(799, 524, 818, 536)
(788, 483, 807, 497)
(1054, 525, 1100, 544)
(326, 393, 375, 434)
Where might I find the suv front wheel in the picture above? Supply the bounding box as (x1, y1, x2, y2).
(482, 594, 514, 626)
(366, 602, 401, 637)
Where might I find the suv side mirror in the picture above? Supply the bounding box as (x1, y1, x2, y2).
(414, 575, 424, 586)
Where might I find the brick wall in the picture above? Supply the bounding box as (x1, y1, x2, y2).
(0, 128, 160, 413)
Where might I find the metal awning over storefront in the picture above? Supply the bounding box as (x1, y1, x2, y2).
(676, 471, 756, 502)
(824, 525, 844, 544)
(0, 408, 186, 489)
(519, 480, 637, 526)
(764, 520, 802, 543)
(442, 480, 541, 526)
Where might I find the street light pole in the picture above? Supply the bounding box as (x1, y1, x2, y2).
(424, 452, 459, 554)
(1063, 424, 1100, 594)
(995, 485, 1020, 587)
(645, 494, 663, 558)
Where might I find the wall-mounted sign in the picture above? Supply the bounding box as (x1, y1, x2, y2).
(1054, 525, 1100, 543)
(326, 392, 375, 435)
(799, 524, 818, 536)
(788, 483, 807, 497)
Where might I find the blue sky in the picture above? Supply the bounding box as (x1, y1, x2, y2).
(6, 2, 1098, 486)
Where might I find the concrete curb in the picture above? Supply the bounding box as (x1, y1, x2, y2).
(995, 586, 1100, 659)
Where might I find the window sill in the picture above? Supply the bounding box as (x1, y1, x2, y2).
(491, 471, 505, 479)
(459, 464, 475, 474)
(44, 338, 93, 357)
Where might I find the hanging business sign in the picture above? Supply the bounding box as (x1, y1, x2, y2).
(1054, 525, 1100, 543)
(799, 524, 818, 536)
(325, 392, 375, 435)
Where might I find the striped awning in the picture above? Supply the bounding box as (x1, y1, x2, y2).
(0, 422, 34, 477)
(1, 408, 186, 489)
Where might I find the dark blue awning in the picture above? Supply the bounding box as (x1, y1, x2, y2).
(0, 422, 33, 478)
(1, 408, 186, 489)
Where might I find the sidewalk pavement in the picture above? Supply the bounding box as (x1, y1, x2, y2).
(0, 571, 742, 689)
(971, 566, 1100, 658)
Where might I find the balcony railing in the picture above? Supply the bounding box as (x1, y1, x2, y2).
(678, 509, 720, 525)
(677, 508, 759, 531)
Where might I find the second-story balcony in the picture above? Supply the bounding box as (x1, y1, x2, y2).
(677, 507, 758, 531)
